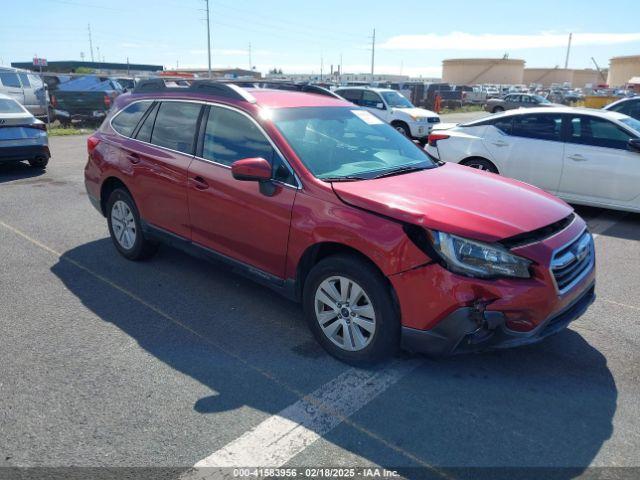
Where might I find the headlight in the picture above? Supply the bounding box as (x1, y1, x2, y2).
(430, 231, 531, 279)
(409, 115, 428, 122)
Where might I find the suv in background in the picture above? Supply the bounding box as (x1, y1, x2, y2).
(335, 86, 440, 141)
(84, 80, 595, 365)
(0, 66, 49, 118)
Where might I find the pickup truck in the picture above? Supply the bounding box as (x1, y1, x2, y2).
(50, 76, 123, 126)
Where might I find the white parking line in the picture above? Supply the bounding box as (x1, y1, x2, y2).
(192, 359, 422, 469)
(587, 210, 628, 239)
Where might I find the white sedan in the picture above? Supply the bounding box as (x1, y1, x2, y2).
(425, 107, 640, 213)
(0, 93, 50, 169)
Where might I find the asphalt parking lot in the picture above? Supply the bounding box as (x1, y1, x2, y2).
(1, 131, 639, 478)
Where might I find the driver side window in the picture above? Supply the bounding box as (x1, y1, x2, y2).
(568, 116, 632, 150)
(202, 106, 296, 185)
(361, 91, 383, 108)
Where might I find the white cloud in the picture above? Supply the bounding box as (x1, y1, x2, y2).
(379, 32, 640, 51)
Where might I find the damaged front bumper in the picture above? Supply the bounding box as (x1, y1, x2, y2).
(401, 282, 595, 356)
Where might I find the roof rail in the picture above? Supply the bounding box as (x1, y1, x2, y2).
(132, 78, 256, 103)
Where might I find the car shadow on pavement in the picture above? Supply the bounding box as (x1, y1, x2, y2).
(0, 161, 46, 183)
(51, 239, 617, 476)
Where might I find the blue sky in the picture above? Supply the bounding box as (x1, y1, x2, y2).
(1, 0, 639, 77)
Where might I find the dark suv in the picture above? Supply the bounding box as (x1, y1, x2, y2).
(84, 79, 595, 365)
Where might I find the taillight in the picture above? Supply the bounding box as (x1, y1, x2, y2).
(87, 135, 101, 155)
(104, 95, 111, 108)
(428, 133, 450, 147)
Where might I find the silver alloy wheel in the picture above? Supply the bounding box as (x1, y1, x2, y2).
(111, 200, 137, 250)
(314, 276, 376, 352)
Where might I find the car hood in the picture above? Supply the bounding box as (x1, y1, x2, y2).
(331, 163, 573, 243)
(392, 107, 437, 118)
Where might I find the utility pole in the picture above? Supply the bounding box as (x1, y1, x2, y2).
(126, 57, 130, 76)
(97, 46, 101, 64)
(320, 55, 324, 82)
(205, 0, 212, 78)
(248, 42, 252, 71)
(88, 23, 94, 62)
(370, 28, 376, 83)
(564, 33, 572, 69)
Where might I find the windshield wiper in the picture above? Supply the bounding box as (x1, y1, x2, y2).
(320, 175, 368, 182)
(371, 165, 428, 179)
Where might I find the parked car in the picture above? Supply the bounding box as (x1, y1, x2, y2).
(604, 97, 640, 121)
(425, 107, 640, 213)
(484, 93, 562, 113)
(84, 80, 595, 364)
(0, 66, 49, 117)
(335, 86, 440, 140)
(0, 93, 50, 169)
(51, 76, 124, 126)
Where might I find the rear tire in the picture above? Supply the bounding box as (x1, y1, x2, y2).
(460, 157, 499, 174)
(492, 106, 504, 113)
(303, 254, 400, 365)
(106, 188, 158, 261)
(28, 156, 49, 169)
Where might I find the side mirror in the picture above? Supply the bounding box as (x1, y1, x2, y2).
(231, 157, 272, 181)
(376, 102, 385, 110)
(629, 138, 640, 153)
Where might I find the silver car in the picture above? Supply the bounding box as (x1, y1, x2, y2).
(0, 93, 50, 169)
(484, 93, 562, 113)
(0, 66, 49, 118)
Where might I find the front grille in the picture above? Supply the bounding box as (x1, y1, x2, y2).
(551, 230, 594, 294)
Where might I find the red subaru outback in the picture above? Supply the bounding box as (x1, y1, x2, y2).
(84, 80, 595, 364)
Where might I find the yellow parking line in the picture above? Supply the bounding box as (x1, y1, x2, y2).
(0, 218, 449, 478)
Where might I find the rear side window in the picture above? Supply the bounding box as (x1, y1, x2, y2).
(568, 116, 632, 150)
(202, 106, 295, 184)
(338, 89, 362, 104)
(512, 113, 562, 141)
(135, 102, 159, 143)
(112, 101, 153, 137)
(150, 101, 202, 154)
(491, 117, 513, 135)
(0, 98, 25, 114)
(0, 72, 21, 88)
(18, 73, 30, 87)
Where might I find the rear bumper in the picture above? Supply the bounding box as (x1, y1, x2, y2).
(401, 282, 595, 356)
(0, 145, 50, 163)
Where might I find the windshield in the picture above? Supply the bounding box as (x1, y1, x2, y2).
(533, 95, 550, 104)
(0, 98, 26, 114)
(621, 117, 640, 134)
(272, 107, 435, 180)
(380, 91, 414, 108)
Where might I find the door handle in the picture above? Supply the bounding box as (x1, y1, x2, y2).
(568, 154, 587, 161)
(492, 140, 509, 147)
(126, 152, 140, 164)
(192, 176, 209, 190)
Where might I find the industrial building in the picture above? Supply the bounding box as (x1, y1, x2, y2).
(607, 55, 640, 87)
(442, 58, 525, 86)
(522, 68, 603, 88)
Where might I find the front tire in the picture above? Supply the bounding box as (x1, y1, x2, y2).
(303, 254, 400, 365)
(106, 188, 158, 261)
(391, 121, 411, 138)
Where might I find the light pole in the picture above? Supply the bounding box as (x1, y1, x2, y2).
(205, 0, 212, 78)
